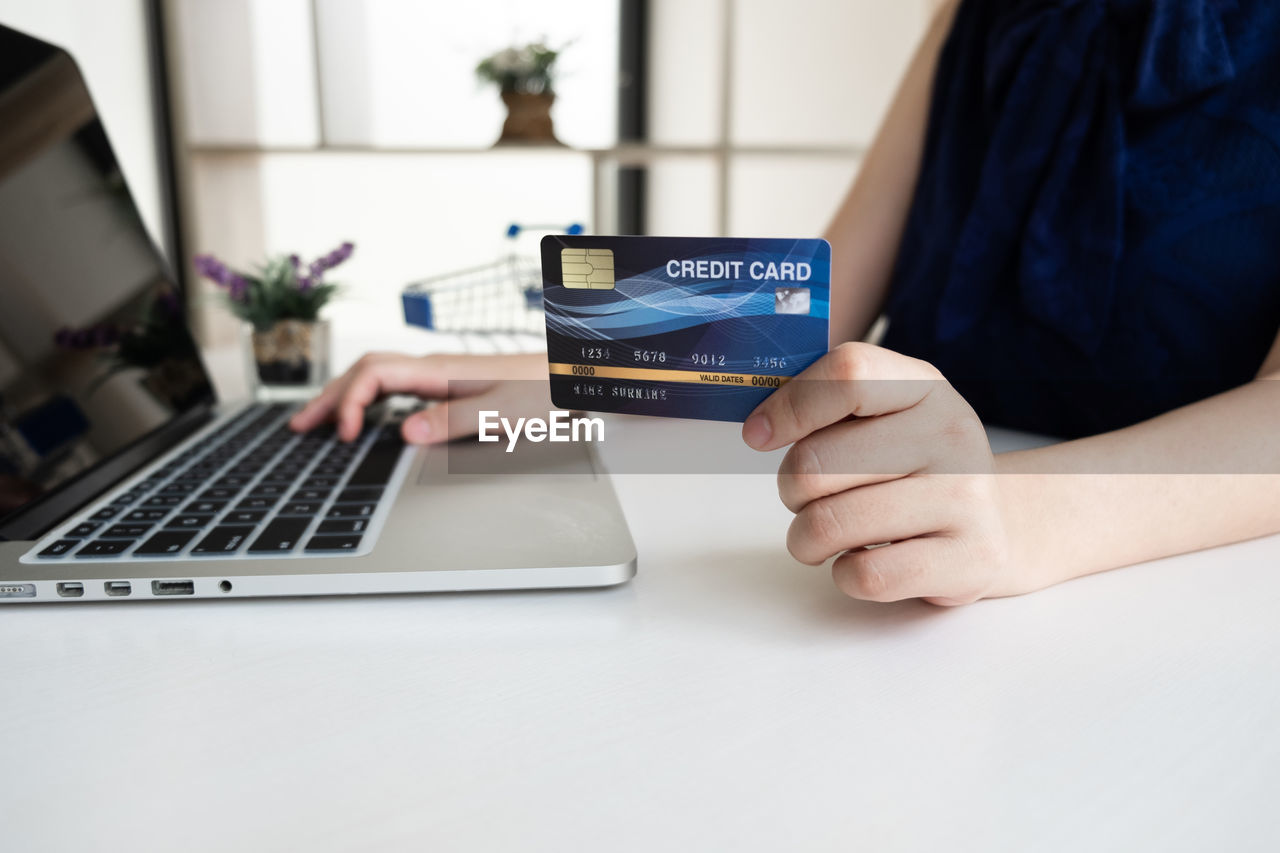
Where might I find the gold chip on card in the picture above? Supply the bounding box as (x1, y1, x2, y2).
(561, 247, 615, 289)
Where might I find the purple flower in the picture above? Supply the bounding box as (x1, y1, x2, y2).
(193, 253, 238, 289)
(228, 274, 250, 303)
(293, 241, 355, 290)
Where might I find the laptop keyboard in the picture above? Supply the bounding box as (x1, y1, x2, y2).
(24, 403, 407, 563)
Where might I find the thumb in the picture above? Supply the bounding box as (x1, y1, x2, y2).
(400, 397, 492, 445)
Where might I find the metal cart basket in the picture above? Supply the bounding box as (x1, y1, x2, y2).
(401, 223, 582, 336)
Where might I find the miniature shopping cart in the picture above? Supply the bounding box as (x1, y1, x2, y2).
(401, 223, 583, 336)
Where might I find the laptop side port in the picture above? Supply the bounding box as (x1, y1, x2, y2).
(104, 581, 131, 596)
(56, 582, 84, 598)
(151, 580, 194, 596)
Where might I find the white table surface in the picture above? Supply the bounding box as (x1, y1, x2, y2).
(4, 337, 1278, 851)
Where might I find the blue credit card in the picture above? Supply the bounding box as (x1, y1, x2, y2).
(541, 236, 831, 422)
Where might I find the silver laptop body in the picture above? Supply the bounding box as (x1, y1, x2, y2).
(0, 25, 635, 603)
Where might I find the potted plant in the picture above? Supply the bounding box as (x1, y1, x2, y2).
(193, 242, 353, 392)
(476, 41, 566, 146)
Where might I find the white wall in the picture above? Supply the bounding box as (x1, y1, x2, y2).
(0, 0, 167, 255)
(173, 0, 319, 147)
(647, 0, 932, 237)
(173, 0, 620, 150)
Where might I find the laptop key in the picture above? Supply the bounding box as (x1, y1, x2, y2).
(336, 487, 382, 504)
(301, 476, 338, 488)
(326, 503, 377, 519)
(279, 501, 321, 516)
(134, 530, 197, 556)
(125, 509, 169, 522)
(158, 482, 198, 495)
(165, 514, 214, 529)
(143, 495, 184, 508)
(248, 483, 286, 498)
(75, 539, 132, 557)
(66, 522, 100, 538)
(290, 487, 330, 502)
(317, 518, 369, 535)
(38, 539, 79, 557)
(89, 506, 121, 521)
(184, 500, 226, 515)
(224, 509, 266, 525)
(197, 487, 240, 501)
(248, 517, 310, 553)
(346, 437, 402, 486)
(235, 496, 278, 511)
(305, 535, 362, 553)
(192, 525, 255, 556)
(101, 524, 153, 539)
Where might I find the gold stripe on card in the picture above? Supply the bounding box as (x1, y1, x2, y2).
(548, 362, 791, 387)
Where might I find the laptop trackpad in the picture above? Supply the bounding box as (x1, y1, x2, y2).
(415, 436, 598, 483)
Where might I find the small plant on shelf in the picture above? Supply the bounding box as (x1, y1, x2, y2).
(475, 41, 567, 145)
(476, 41, 562, 95)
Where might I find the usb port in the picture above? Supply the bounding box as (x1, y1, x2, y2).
(56, 582, 84, 598)
(151, 580, 194, 596)
(104, 581, 131, 597)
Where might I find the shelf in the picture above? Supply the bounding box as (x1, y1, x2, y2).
(185, 142, 867, 161)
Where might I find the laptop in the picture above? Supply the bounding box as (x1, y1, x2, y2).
(0, 24, 635, 603)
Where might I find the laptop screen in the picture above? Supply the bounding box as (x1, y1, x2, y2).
(0, 25, 214, 536)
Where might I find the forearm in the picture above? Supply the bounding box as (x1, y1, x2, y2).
(824, 0, 958, 346)
(994, 376, 1280, 593)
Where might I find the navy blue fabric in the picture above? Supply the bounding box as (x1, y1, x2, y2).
(881, 0, 1280, 438)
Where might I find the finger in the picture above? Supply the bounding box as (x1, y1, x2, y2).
(290, 373, 355, 432)
(333, 358, 456, 442)
(402, 380, 552, 444)
(832, 537, 989, 605)
(401, 409, 436, 444)
(402, 397, 487, 444)
(290, 353, 402, 433)
(777, 411, 934, 512)
(743, 342, 941, 451)
(786, 476, 954, 565)
(401, 400, 482, 444)
(776, 387, 989, 511)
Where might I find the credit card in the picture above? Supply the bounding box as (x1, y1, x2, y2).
(541, 236, 830, 422)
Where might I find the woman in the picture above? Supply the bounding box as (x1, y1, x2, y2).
(292, 0, 1280, 604)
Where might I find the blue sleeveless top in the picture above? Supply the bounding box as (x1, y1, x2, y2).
(881, 0, 1280, 437)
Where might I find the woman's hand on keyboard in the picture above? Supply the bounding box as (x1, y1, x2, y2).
(289, 352, 549, 444)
